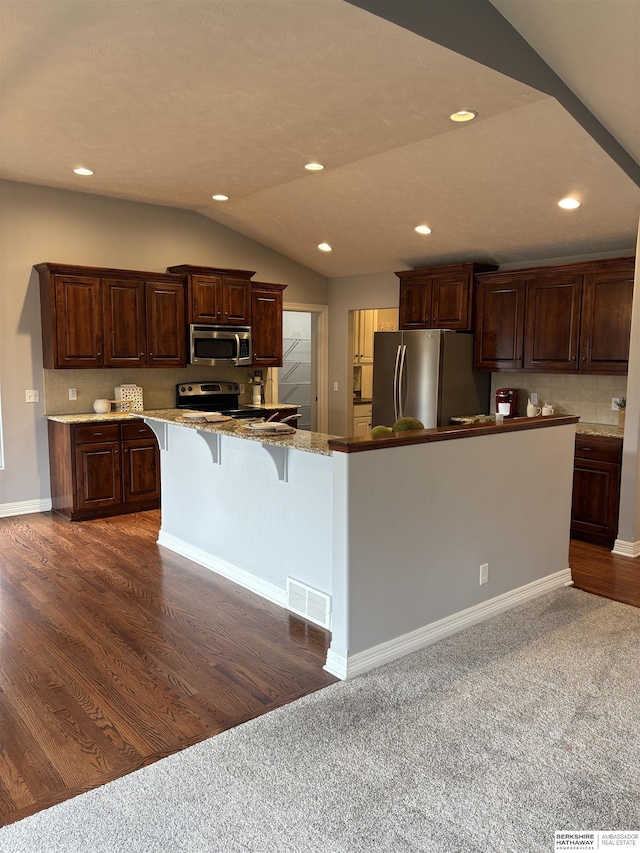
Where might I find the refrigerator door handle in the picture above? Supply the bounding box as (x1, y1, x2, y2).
(393, 345, 402, 422)
(398, 344, 407, 419)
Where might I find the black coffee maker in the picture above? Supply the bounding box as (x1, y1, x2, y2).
(495, 388, 518, 418)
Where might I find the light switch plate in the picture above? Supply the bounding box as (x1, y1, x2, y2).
(530, 392, 538, 405)
(25, 389, 39, 403)
(68, 388, 77, 400)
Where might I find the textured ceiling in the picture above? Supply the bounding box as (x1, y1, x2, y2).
(1, 0, 638, 277)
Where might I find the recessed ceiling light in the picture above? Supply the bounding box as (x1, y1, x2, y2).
(449, 110, 477, 122)
(305, 162, 325, 171)
(73, 167, 94, 176)
(212, 194, 229, 201)
(415, 225, 432, 235)
(558, 197, 581, 210)
(318, 243, 332, 252)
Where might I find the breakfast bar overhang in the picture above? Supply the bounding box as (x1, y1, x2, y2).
(142, 411, 579, 679)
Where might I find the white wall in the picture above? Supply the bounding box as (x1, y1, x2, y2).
(0, 180, 327, 509)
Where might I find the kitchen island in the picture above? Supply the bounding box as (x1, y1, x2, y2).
(142, 410, 579, 679)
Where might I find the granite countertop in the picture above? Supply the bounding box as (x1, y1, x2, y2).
(141, 409, 337, 456)
(450, 415, 623, 439)
(46, 412, 142, 424)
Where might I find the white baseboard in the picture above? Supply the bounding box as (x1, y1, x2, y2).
(0, 498, 53, 519)
(324, 567, 572, 681)
(612, 538, 640, 558)
(157, 530, 286, 608)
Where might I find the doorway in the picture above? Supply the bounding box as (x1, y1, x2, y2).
(269, 303, 328, 433)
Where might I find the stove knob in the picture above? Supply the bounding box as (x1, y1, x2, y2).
(180, 386, 186, 392)
(188, 386, 192, 391)
(228, 385, 232, 390)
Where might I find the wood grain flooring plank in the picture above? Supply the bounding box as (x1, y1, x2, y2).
(0, 510, 335, 827)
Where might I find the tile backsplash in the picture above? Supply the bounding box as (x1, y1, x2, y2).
(490, 373, 628, 425)
(43, 365, 262, 414)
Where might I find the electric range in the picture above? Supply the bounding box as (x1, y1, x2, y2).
(176, 382, 268, 419)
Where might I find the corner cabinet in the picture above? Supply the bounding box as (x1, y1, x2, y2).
(48, 419, 160, 521)
(250, 282, 286, 367)
(37, 263, 187, 369)
(166, 264, 254, 326)
(474, 257, 634, 374)
(398, 263, 497, 331)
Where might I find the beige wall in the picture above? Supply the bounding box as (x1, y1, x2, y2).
(0, 180, 327, 508)
(327, 270, 405, 435)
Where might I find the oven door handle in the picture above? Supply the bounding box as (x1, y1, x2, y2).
(234, 333, 241, 366)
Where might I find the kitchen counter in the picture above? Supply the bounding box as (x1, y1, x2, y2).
(450, 415, 623, 439)
(147, 407, 577, 681)
(46, 412, 142, 424)
(142, 408, 336, 456)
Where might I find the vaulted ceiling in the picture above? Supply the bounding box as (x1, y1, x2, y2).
(1, 0, 638, 277)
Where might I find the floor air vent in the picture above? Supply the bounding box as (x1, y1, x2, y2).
(286, 578, 331, 629)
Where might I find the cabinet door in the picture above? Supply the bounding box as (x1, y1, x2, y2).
(356, 310, 376, 363)
(103, 278, 146, 366)
(399, 277, 432, 329)
(145, 281, 186, 366)
(432, 271, 470, 330)
(580, 265, 634, 373)
(122, 439, 160, 503)
(571, 458, 620, 545)
(74, 442, 121, 512)
(524, 274, 581, 371)
(473, 277, 525, 370)
(222, 278, 251, 325)
(54, 275, 104, 367)
(353, 415, 372, 436)
(251, 286, 283, 366)
(191, 275, 222, 324)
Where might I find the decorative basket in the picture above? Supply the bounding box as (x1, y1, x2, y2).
(114, 384, 144, 413)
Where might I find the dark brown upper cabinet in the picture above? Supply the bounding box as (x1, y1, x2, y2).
(250, 282, 287, 367)
(37, 263, 186, 369)
(524, 273, 582, 371)
(580, 264, 635, 373)
(398, 263, 497, 331)
(474, 257, 634, 374)
(166, 265, 254, 325)
(473, 276, 526, 371)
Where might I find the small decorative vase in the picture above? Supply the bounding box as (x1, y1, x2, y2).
(618, 409, 626, 430)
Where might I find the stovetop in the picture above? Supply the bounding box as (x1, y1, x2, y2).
(176, 381, 268, 420)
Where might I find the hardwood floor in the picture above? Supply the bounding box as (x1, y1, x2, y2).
(569, 537, 640, 608)
(0, 510, 336, 827)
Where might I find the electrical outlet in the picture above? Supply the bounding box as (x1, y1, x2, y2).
(530, 392, 538, 405)
(333, 381, 339, 391)
(612, 397, 622, 411)
(68, 388, 77, 400)
(479, 563, 489, 585)
(25, 390, 39, 403)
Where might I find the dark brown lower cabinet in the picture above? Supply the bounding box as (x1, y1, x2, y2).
(571, 435, 622, 547)
(48, 419, 160, 521)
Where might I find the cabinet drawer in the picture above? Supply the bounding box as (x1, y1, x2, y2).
(574, 436, 622, 464)
(74, 424, 120, 444)
(121, 421, 156, 441)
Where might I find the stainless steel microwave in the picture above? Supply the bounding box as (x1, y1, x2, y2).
(189, 324, 252, 366)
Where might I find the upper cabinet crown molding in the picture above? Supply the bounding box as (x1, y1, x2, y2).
(397, 262, 498, 331)
(473, 256, 635, 374)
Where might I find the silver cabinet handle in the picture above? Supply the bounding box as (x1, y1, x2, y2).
(234, 333, 241, 366)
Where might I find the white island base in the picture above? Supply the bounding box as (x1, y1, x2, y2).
(143, 412, 578, 680)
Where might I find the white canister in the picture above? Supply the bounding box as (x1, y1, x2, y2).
(93, 399, 110, 414)
(542, 403, 555, 416)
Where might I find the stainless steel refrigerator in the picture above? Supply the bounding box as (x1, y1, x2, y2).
(371, 330, 490, 428)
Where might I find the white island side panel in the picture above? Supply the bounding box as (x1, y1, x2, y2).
(157, 424, 333, 601)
